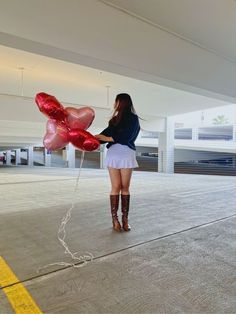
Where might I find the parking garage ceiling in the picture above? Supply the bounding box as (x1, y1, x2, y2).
(0, 0, 235, 151)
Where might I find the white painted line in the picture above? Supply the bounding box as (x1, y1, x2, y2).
(171, 185, 236, 198)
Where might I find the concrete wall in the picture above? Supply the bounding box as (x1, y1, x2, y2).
(175, 149, 235, 163)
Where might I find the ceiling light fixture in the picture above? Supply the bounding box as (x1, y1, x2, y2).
(106, 85, 110, 108)
(18, 67, 25, 96)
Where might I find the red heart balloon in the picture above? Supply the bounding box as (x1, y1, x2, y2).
(43, 119, 70, 150)
(65, 107, 95, 130)
(83, 136, 101, 152)
(35, 92, 67, 122)
(69, 129, 100, 151)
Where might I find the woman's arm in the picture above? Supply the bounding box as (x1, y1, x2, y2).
(95, 124, 115, 143)
(95, 134, 114, 142)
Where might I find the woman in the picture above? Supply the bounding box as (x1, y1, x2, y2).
(95, 93, 140, 232)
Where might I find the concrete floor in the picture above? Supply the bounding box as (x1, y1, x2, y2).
(0, 166, 235, 313)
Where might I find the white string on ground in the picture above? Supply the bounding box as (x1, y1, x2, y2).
(37, 151, 94, 273)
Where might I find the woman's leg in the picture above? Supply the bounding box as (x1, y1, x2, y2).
(108, 167, 122, 195)
(108, 167, 122, 231)
(120, 168, 133, 195)
(120, 168, 133, 231)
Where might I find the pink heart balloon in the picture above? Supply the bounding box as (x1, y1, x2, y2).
(65, 107, 95, 130)
(43, 119, 70, 150)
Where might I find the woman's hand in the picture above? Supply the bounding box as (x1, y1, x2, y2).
(95, 134, 114, 142)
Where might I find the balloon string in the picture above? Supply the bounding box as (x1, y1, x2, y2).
(37, 151, 94, 273)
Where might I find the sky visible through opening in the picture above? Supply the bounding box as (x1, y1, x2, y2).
(174, 103, 236, 127)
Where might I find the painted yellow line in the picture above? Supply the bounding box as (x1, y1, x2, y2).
(0, 256, 42, 314)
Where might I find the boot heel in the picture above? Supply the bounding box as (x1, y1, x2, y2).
(112, 218, 122, 232)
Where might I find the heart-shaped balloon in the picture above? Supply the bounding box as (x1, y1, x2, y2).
(83, 136, 101, 152)
(35, 92, 100, 152)
(43, 119, 70, 150)
(65, 107, 95, 130)
(69, 129, 100, 152)
(35, 92, 67, 122)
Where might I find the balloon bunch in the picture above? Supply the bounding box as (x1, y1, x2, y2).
(35, 93, 97, 272)
(35, 92, 100, 151)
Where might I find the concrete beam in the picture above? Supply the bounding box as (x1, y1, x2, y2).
(0, 0, 235, 101)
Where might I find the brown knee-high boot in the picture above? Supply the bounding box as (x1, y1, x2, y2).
(121, 194, 131, 231)
(110, 195, 121, 232)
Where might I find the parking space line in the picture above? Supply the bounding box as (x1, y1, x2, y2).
(0, 256, 42, 314)
(171, 185, 236, 197)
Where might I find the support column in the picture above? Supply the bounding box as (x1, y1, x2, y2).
(44, 148, 51, 167)
(100, 145, 107, 169)
(27, 146, 34, 167)
(158, 117, 174, 173)
(192, 127, 199, 141)
(15, 149, 21, 165)
(6, 151, 12, 165)
(233, 124, 236, 142)
(232, 155, 236, 168)
(66, 143, 75, 168)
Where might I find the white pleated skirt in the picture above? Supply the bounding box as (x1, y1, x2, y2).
(105, 144, 138, 169)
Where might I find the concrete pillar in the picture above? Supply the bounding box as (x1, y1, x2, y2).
(100, 145, 107, 169)
(6, 151, 12, 165)
(27, 146, 34, 167)
(232, 155, 236, 167)
(158, 117, 174, 173)
(44, 148, 51, 167)
(66, 143, 75, 168)
(233, 124, 236, 142)
(192, 127, 199, 141)
(15, 149, 21, 165)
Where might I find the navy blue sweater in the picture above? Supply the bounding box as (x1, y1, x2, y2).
(100, 113, 140, 150)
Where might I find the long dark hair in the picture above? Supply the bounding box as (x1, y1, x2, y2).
(109, 93, 136, 126)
